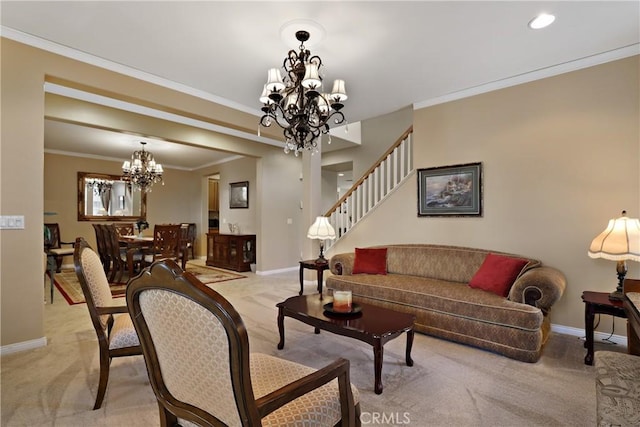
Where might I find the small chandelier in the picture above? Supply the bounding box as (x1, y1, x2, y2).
(121, 142, 164, 192)
(259, 30, 348, 156)
(86, 178, 113, 196)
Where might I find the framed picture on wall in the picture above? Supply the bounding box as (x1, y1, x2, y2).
(417, 162, 482, 217)
(229, 181, 249, 209)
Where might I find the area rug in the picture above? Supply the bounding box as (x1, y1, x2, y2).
(50, 263, 246, 305)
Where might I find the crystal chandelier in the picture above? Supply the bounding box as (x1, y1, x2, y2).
(121, 142, 164, 192)
(259, 30, 348, 156)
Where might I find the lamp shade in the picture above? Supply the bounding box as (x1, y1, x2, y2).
(307, 216, 336, 240)
(266, 68, 285, 93)
(588, 212, 640, 262)
(330, 79, 348, 102)
(302, 63, 321, 89)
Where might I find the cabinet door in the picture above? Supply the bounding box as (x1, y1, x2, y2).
(213, 234, 229, 264)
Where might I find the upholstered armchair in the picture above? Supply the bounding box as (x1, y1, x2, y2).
(73, 237, 142, 409)
(127, 259, 360, 426)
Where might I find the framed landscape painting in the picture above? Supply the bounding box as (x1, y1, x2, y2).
(417, 162, 482, 217)
(229, 181, 249, 209)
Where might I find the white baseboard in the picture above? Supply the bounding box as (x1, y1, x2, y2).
(551, 323, 626, 346)
(0, 337, 47, 356)
(256, 266, 298, 276)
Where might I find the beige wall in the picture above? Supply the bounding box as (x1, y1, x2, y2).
(328, 56, 640, 334)
(0, 38, 305, 348)
(3, 33, 637, 350)
(44, 153, 203, 254)
(215, 157, 258, 236)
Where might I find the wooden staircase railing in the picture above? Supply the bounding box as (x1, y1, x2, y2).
(324, 126, 414, 249)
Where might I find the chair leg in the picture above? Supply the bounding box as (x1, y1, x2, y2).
(108, 262, 118, 283)
(158, 404, 178, 427)
(93, 349, 111, 410)
(55, 255, 63, 273)
(115, 263, 124, 284)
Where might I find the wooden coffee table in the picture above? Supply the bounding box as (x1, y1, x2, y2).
(276, 294, 415, 394)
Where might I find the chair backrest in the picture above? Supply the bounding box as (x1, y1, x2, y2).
(151, 224, 182, 259)
(127, 259, 259, 425)
(74, 237, 115, 334)
(180, 223, 197, 241)
(104, 224, 124, 261)
(44, 223, 62, 249)
(92, 224, 109, 262)
(113, 223, 135, 238)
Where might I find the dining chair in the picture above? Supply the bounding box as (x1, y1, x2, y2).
(73, 237, 142, 410)
(142, 224, 187, 270)
(92, 224, 111, 274)
(180, 222, 197, 260)
(44, 223, 74, 273)
(105, 224, 142, 283)
(113, 222, 135, 239)
(126, 259, 360, 426)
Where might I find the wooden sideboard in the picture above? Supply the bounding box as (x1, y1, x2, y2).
(206, 233, 256, 272)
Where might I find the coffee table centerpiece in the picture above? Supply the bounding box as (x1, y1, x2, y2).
(276, 294, 415, 394)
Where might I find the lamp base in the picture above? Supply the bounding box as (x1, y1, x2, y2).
(609, 290, 625, 301)
(608, 260, 628, 301)
(315, 256, 328, 265)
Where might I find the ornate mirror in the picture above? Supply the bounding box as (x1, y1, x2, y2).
(77, 172, 147, 221)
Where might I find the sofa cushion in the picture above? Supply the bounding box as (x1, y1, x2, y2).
(352, 247, 387, 275)
(469, 253, 529, 297)
(327, 273, 543, 331)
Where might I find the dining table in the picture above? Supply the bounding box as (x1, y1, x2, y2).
(119, 235, 154, 277)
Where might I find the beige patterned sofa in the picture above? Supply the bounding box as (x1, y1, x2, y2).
(327, 244, 566, 362)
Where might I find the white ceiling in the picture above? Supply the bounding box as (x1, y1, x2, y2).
(2, 1, 639, 170)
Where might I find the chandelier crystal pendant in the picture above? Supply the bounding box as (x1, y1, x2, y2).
(121, 141, 164, 192)
(259, 30, 348, 156)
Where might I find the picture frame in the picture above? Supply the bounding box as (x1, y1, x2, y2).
(417, 162, 482, 217)
(229, 181, 249, 209)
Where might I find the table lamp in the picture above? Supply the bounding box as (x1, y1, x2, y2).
(588, 210, 640, 300)
(307, 216, 336, 263)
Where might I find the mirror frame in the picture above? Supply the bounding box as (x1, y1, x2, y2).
(77, 172, 147, 221)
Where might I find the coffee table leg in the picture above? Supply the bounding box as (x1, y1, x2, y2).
(298, 264, 304, 296)
(406, 329, 414, 367)
(373, 338, 383, 394)
(277, 308, 285, 350)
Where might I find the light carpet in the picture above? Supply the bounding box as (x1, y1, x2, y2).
(50, 262, 246, 305)
(1, 269, 619, 426)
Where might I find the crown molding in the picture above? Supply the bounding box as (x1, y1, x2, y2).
(415, 44, 640, 110)
(1, 26, 261, 117)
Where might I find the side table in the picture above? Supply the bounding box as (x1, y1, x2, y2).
(582, 291, 627, 365)
(298, 260, 330, 295)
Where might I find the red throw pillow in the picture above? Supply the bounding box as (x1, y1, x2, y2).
(468, 253, 529, 297)
(352, 247, 387, 275)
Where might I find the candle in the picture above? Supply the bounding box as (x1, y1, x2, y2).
(333, 290, 352, 313)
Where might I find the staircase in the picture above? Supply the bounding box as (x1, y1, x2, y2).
(324, 126, 414, 250)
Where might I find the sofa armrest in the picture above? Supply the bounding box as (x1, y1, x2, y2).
(329, 253, 355, 275)
(509, 266, 566, 314)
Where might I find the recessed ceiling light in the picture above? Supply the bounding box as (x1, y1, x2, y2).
(338, 173, 345, 177)
(528, 13, 555, 30)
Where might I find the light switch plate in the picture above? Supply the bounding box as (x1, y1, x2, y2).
(0, 215, 25, 229)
